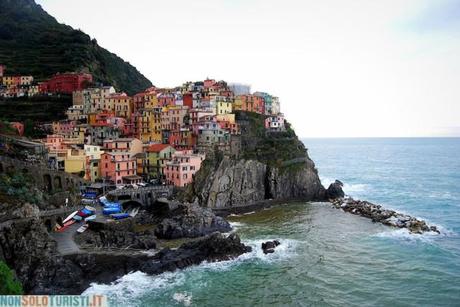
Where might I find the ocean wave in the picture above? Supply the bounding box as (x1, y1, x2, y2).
(82, 271, 186, 306)
(173, 292, 192, 306)
(373, 225, 454, 243)
(320, 176, 369, 196)
(82, 237, 301, 303)
(228, 221, 245, 231)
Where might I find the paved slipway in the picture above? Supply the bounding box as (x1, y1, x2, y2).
(50, 222, 82, 255)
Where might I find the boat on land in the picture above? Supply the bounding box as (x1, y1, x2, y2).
(56, 219, 76, 232)
(85, 206, 96, 212)
(103, 206, 122, 215)
(73, 215, 83, 221)
(77, 224, 89, 233)
(62, 210, 79, 224)
(84, 215, 96, 221)
(110, 213, 130, 220)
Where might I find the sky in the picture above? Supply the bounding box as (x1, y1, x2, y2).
(36, 0, 460, 137)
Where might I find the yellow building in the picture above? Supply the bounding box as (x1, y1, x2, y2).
(145, 144, 176, 179)
(64, 149, 86, 174)
(2, 76, 15, 86)
(109, 94, 133, 119)
(233, 96, 243, 111)
(216, 100, 233, 115)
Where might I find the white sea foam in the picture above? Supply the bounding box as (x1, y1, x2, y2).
(320, 176, 369, 196)
(82, 271, 186, 305)
(82, 237, 301, 304)
(173, 292, 192, 306)
(228, 221, 245, 231)
(374, 223, 454, 244)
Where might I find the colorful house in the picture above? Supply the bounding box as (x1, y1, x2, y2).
(214, 96, 233, 115)
(235, 95, 265, 114)
(39, 73, 92, 94)
(265, 114, 286, 131)
(64, 148, 86, 175)
(102, 138, 143, 155)
(100, 152, 138, 185)
(164, 151, 205, 187)
(145, 143, 176, 179)
(161, 106, 189, 131)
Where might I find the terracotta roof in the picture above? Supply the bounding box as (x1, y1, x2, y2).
(146, 143, 171, 153)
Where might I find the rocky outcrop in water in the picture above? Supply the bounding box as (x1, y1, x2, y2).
(155, 203, 231, 239)
(326, 180, 345, 199)
(141, 233, 251, 274)
(261, 240, 281, 254)
(331, 198, 440, 234)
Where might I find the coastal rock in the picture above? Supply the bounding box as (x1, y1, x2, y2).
(155, 203, 231, 239)
(74, 218, 157, 250)
(190, 156, 325, 209)
(325, 180, 345, 199)
(141, 233, 251, 275)
(331, 197, 440, 234)
(261, 240, 281, 254)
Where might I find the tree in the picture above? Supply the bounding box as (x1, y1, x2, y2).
(0, 261, 23, 295)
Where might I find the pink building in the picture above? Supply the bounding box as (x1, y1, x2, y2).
(204, 78, 216, 89)
(164, 151, 205, 187)
(265, 114, 285, 131)
(52, 120, 76, 136)
(100, 152, 138, 185)
(45, 135, 65, 151)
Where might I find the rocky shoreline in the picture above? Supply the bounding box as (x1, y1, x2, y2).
(330, 197, 440, 234)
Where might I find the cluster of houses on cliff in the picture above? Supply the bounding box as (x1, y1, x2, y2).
(0, 65, 92, 98)
(1, 65, 286, 187)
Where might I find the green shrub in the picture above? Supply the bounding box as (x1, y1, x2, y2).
(0, 261, 23, 295)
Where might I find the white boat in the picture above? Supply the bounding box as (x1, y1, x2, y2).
(85, 205, 96, 212)
(77, 224, 89, 233)
(84, 215, 96, 221)
(129, 207, 140, 217)
(62, 210, 79, 224)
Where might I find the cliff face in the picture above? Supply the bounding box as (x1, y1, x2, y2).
(186, 112, 326, 209)
(191, 157, 324, 209)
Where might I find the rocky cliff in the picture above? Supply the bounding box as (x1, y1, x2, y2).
(184, 111, 327, 210)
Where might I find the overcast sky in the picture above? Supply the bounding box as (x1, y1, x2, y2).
(36, 0, 460, 137)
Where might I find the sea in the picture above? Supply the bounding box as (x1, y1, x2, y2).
(84, 138, 460, 306)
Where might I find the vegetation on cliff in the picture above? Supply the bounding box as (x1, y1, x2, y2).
(0, 261, 23, 295)
(0, 95, 72, 124)
(0, 0, 152, 95)
(235, 111, 309, 170)
(0, 172, 44, 206)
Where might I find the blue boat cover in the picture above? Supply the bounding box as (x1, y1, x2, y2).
(110, 213, 130, 220)
(103, 207, 122, 215)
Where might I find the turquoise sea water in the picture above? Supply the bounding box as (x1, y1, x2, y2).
(84, 138, 460, 306)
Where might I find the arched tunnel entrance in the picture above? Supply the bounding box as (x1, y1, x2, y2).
(121, 200, 143, 210)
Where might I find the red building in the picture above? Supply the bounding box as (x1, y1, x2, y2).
(0, 65, 5, 77)
(40, 73, 93, 94)
(183, 93, 193, 108)
(169, 129, 196, 150)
